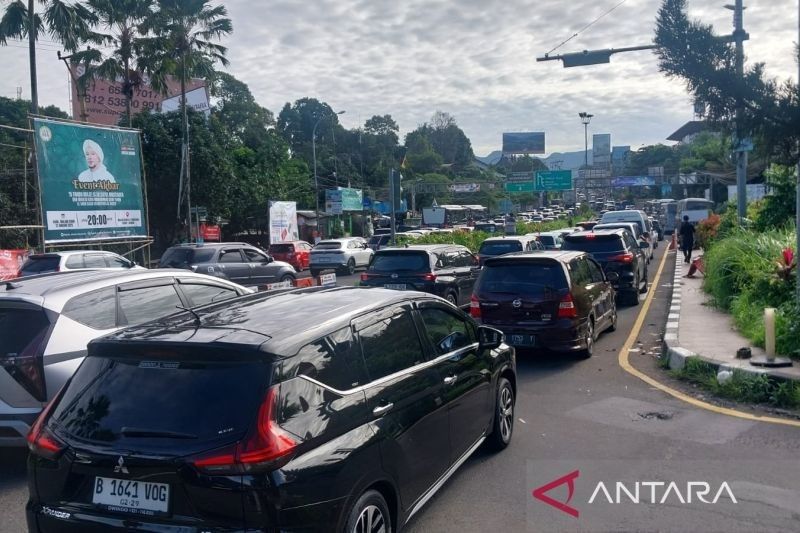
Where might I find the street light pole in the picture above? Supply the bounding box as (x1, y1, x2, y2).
(312, 110, 345, 238)
(579, 112, 593, 206)
(796, 0, 800, 304)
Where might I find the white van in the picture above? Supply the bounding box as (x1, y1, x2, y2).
(599, 210, 655, 260)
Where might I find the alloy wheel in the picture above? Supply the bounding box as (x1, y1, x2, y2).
(353, 505, 386, 533)
(499, 385, 514, 443)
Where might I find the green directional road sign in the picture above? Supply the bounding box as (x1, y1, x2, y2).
(534, 170, 573, 191)
(504, 182, 534, 193)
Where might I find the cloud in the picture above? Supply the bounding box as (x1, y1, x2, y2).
(1, 0, 795, 156)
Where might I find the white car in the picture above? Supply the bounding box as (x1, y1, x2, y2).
(18, 250, 144, 277)
(310, 237, 374, 276)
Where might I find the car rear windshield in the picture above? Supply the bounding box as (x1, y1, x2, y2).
(50, 353, 270, 453)
(538, 236, 556, 245)
(0, 305, 50, 357)
(475, 224, 497, 232)
(479, 241, 523, 255)
(159, 248, 215, 267)
(562, 235, 625, 253)
(476, 262, 567, 295)
(269, 244, 294, 253)
(20, 256, 59, 275)
(314, 242, 342, 250)
(368, 235, 390, 244)
(369, 251, 431, 273)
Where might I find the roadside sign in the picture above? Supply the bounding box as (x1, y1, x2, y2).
(320, 273, 336, 287)
(508, 171, 533, 182)
(534, 170, 573, 191)
(362, 197, 372, 209)
(504, 182, 534, 193)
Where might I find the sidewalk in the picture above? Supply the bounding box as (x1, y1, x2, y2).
(663, 249, 800, 382)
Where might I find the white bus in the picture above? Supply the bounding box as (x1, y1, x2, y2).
(676, 198, 714, 226)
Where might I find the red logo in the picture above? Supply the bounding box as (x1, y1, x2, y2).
(532, 470, 580, 518)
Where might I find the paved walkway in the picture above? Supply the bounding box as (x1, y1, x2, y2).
(665, 250, 800, 381)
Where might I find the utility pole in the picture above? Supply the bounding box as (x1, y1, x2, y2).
(389, 169, 397, 245)
(796, 0, 800, 304)
(27, 0, 37, 114)
(727, 0, 750, 222)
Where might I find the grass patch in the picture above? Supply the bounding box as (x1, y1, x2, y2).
(670, 357, 800, 410)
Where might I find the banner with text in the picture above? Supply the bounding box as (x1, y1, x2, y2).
(33, 118, 146, 243)
(269, 201, 299, 243)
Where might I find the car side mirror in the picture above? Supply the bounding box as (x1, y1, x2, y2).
(478, 326, 504, 351)
(265, 255, 274, 263)
(606, 272, 620, 282)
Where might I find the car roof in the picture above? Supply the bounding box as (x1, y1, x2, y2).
(94, 287, 440, 357)
(483, 250, 585, 264)
(26, 250, 120, 258)
(166, 242, 253, 249)
(0, 269, 246, 309)
(565, 229, 627, 238)
(376, 244, 464, 252)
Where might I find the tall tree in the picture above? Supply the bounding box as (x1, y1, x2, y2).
(0, 0, 96, 113)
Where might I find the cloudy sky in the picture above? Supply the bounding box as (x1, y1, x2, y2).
(1, 0, 797, 157)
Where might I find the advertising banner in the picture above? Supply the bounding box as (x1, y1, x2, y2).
(502, 132, 545, 155)
(0, 249, 30, 280)
(33, 118, 147, 243)
(612, 176, 657, 187)
(448, 183, 481, 193)
(325, 190, 343, 214)
(269, 201, 299, 244)
(338, 187, 363, 211)
(160, 86, 211, 116)
(593, 134, 612, 167)
(70, 65, 206, 125)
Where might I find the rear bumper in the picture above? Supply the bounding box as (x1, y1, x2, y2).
(487, 321, 588, 353)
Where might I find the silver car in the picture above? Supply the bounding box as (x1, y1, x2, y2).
(0, 269, 251, 446)
(310, 237, 373, 276)
(18, 250, 144, 277)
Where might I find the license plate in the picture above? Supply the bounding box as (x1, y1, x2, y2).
(385, 283, 407, 290)
(92, 476, 169, 515)
(508, 334, 535, 346)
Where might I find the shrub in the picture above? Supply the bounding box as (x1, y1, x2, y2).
(696, 213, 721, 249)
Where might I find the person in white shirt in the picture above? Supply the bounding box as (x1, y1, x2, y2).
(77, 139, 116, 183)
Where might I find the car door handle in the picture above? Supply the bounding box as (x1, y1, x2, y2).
(372, 402, 394, 416)
(443, 375, 458, 386)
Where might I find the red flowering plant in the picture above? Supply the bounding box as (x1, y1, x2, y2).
(775, 247, 796, 282)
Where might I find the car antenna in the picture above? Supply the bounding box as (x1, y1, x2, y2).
(175, 305, 202, 326)
(4, 281, 19, 290)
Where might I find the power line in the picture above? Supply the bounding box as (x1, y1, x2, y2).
(545, 0, 629, 56)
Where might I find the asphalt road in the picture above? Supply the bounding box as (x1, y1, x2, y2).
(3, 245, 799, 532)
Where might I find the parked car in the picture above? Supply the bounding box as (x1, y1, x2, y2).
(267, 241, 313, 271)
(560, 229, 649, 306)
(159, 242, 296, 287)
(471, 250, 617, 358)
(0, 269, 250, 447)
(18, 250, 143, 277)
(25, 286, 516, 532)
(599, 209, 656, 251)
(310, 237, 373, 276)
(360, 244, 479, 307)
(477, 236, 543, 266)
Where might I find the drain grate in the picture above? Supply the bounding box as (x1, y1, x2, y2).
(638, 411, 674, 420)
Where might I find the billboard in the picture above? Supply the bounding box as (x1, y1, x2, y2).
(0, 250, 29, 280)
(269, 201, 299, 244)
(612, 176, 657, 187)
(338, 187, 363, 211)
(325, 190, 343, 214)
(160, 86, 210, 116)
(70, 65, 206, 125)
(33, 118, 146, 243)
(502, 132, 545, 155)
(592, 134, 611, 167)
(448, 183, 481, 193)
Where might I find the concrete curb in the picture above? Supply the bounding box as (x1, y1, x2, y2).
(662, 251, 800, 384)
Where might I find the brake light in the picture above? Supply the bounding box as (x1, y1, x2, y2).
(470, 294, 481, 318)
(610, 253, 634, 263)
(27, 387, 66, 460)
(420, 273, 437, 282)
(558, 293, 578, 319)
(360, 272, 372, 282)
(585, 233, 596, 239)
(193, 387, 297, 474)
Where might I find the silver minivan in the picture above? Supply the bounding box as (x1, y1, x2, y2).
(0, 269, 251, 446)
(598, 210, 655, 261)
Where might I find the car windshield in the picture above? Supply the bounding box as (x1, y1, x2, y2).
(369, 252, 430, 272)
(479, 241, 523, 255)
(476, 262, 567, 296)
(159, 248, 215, 267)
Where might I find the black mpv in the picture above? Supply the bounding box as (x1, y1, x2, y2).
(26, 287, 516, 532)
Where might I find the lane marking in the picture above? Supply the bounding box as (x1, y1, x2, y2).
(618, 247, 800, 428)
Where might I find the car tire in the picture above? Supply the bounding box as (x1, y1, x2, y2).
(344, 490, 392, 533)
(578, 318, 594, 359)
(607, 308, 618, 332)
(344, 259, 356, 276)
(639, 273, 648, 294)
(445, 291, 458, 306)
(629, 285, 640, 306)
(280, 274, 295, 284)
(486, 377, 514, 451)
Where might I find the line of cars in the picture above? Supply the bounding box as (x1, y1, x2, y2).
(4, 238, 516, 532)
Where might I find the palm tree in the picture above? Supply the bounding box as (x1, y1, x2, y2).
(140, 0, 232, 238)
(72, 0, 154, 126)
(0, 0, 96, 114)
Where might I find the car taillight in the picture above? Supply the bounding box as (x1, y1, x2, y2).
(420, 273, 437, 282)
(27, 387, 66, 460)
(193, 386, 297, 474)
(470, 294, 481, 318)
(360, 272, 372, 282)
(610, 253, 634, 263)
(3, 327, 50, 402)
(558, 293, 578, 319)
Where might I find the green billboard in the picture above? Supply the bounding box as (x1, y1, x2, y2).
(534, 170, 573, 191)
(33, 118, 147, 243)
(338, 187, 363, 211)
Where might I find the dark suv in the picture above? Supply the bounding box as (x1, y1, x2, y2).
(26, 287, 515, 532)
(360, 244, 479, 307)
(158, 242, 297, 287)
(561, 229, 648, 306)
(472, 251, 617, 358)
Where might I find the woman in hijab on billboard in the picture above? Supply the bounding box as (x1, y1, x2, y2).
(78, 139, 116, 182)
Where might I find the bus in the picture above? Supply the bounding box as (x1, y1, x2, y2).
(676, 198, 714, 226)
(655, 199, 677, 234)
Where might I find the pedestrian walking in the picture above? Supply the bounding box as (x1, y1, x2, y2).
(678, 215, 695, 263)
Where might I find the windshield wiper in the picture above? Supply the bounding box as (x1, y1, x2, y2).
(120, 427, 198, 439)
